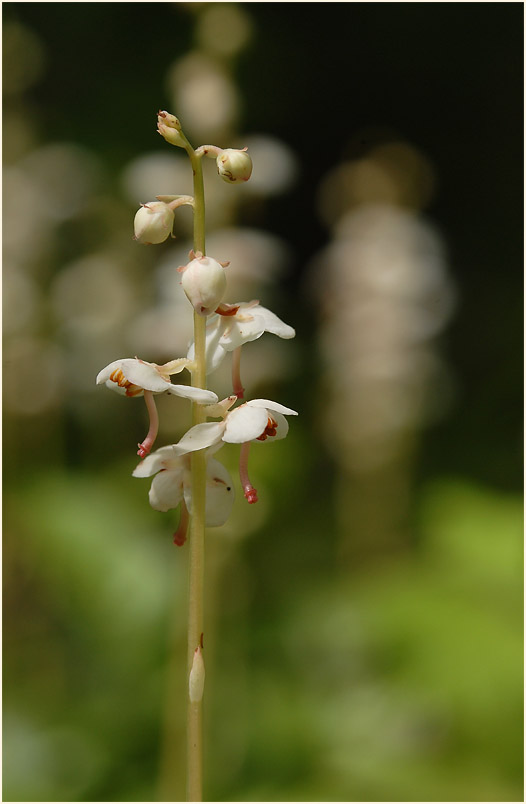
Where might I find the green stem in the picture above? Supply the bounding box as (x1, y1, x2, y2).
(186, 143, 207, 802)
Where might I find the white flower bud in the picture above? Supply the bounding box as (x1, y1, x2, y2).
(134, 201, 175, 245)
(181, 254, 227, 316)
(157, 110, 186, 148)
(189, 646, 205, 703)
(216, 148, 253, 183)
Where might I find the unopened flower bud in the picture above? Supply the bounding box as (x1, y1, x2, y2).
(216, 148, 253, 183)
(134, 201, 174, 245)
(157, 110, 185, 148)
(189, 645, 205, 703)
(180, 253, 227, 316)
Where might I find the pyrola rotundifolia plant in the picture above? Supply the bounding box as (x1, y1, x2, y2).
(96, 111, 297, 801)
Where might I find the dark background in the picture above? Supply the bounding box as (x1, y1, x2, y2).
(3, 3, 523, 802)
(6, 1, 523, 487)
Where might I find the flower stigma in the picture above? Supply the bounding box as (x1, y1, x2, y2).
(239, 441, 258, 504)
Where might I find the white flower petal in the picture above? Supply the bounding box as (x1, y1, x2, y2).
(266, 410, 289, 441)
(183, 458, 235, 527)
(219, 316, 264, 350)
(168, 385, 218, 404)
(96, 359, 124, 385)
(205, 441, 226, 458)
(206, 341, 228, 374)
(132, 446, 183, 478)
(104, 380, 133, 396)
(149, 468, 184, 512)
(205, 460, 235, 526)
(120, 359, 172, 392)
(246, 398, 298, 416)
(172, 421, 226, 455)
(97, 359, 144, 396)
(223, 404, 269, 443)
(216, 304, 295, 352)
(161, 358, 191, 375)
(252, 306, 295, 339)
(188, 318, 227, 374)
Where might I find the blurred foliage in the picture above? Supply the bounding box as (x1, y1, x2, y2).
(3, 2, 523, 802)
(5, 469, 523, 800)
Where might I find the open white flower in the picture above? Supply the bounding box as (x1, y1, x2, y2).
(133, 446, 235, 544)
(187, 301, 295, 396)
(96, 357, 216, 403)
(96, 357, 218, 457)
(173, 397, 297, 452)
(172, 397, 298, 504)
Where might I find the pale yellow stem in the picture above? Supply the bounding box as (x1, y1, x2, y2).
(186, 142, 207, 803)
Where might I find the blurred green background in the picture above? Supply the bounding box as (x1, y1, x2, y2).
(3, 3, 523, 802)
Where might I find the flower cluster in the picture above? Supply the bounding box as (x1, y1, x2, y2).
(97, 111, 297, 545)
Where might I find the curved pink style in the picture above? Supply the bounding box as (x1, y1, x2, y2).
(137, 390, 159, 458)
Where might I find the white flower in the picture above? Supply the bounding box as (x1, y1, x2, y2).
(172, 398, 297, 454)
(96, 357, 218, 458)
(96, 357, 216, 404)
(216, 148, 253, 183)
(179, 251, 228, 317)
(188, 301, 296, 374)
(132, 446, 235, 542)
(134, 201, 174, 244)
(171, 397, 298, 504)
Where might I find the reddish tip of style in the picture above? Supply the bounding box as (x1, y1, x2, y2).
(173, 531, 187, 547)
(244, 488, 258, 504)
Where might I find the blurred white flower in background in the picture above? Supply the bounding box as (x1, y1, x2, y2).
(3, 166, 56, 268)
(2, 2, 299, 459)
(3, 337, 65, 416)
(240, 135, 299, 197)
(20, 143, 103, 222)
(166, 52, 240, 142)
(317, 141, 436, 225)
(194, 3, 253, 58)
(318, 205, 455, 466)
(311, 138, 456, 557)
(3, 20, 46, 96)
(3, 265, 41, 337)
(122, 152, 194, 207)
(53, 253, 134, 334)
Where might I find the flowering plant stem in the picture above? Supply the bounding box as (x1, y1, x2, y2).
(186, 144, 207, 802)
(98, 110, 297, 802)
